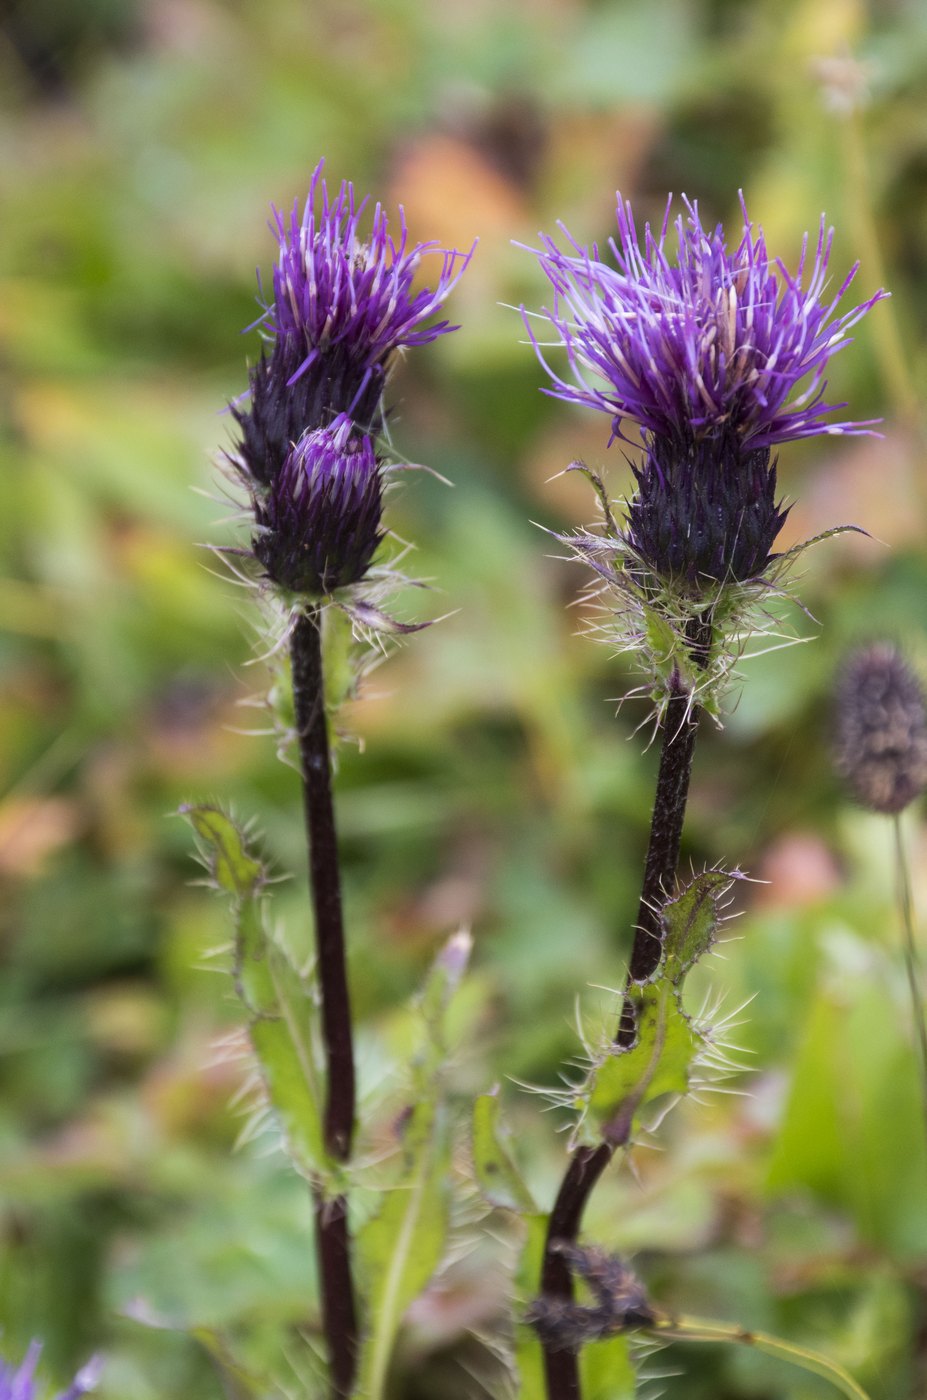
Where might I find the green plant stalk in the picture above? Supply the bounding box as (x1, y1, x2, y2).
(892, 812, 927, 1156)
(651, 1314, 871, 1400)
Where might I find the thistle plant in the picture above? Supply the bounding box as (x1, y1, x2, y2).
(189, 163, 472, 1399)
(184, 171, 891, 1400)
(519, 193, 886, 1400)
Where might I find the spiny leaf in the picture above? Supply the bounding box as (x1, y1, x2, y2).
(586, 984, 699, 1144)
(472, 1091, 537, 1214)
(182, 804, 329, 1182)
(580, 1335, 636, 1400)
(243, 947, 328, 1178)
(661, 870, 731, 984)
(182, 804, 264, 898)
(642, 604, 678, 673)
(356, 1102, 448, 1400)
(321, 601, 358, 714)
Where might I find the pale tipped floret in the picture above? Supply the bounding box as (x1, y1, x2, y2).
(233, 160, 473, 488)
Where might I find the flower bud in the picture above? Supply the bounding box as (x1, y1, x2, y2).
(834, 644, 927, 814)
(252, 415, 383, 597)
(626, 429, 789, 586)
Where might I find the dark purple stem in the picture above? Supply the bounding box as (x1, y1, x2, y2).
(291, 607, 357, 1396)
(541, 645, 706, 1400)
(313, 1190, 358, 1400)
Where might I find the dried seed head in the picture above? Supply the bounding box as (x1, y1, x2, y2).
(834, 644, 927, 814)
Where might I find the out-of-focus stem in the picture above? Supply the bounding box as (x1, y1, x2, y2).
(290, 606, 358, 1397)
(892, 812, 927, 1158)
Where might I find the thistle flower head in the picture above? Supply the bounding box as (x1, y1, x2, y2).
(253, 414, 383, 598)
(525, 193, 885, 592)
(1, 1344, 100, 1400)
(526, 192, 886, 452)
(834, 644, 927, 814)
(521, 193, 886, 719)
(234, 161, 473, 487)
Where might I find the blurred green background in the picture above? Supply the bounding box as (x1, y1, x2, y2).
(2, 0, 927, 1395)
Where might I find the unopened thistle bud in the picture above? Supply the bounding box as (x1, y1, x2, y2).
(252, 415, 383, 597)
(834, 644, 927, 814)
(627, 428, 789, 586)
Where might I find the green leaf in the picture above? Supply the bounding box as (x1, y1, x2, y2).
(322, 603, 358, 715)
(356, 1102, 448, 1400)
(579, 1334, 636, 1400)
(182, 804, 329, 1182)
(182, 804, 264, 899)
(244, 945, 328, 1179)
(586, 984, 699, 1143)
(472, 1091, 537, 1213)
(356, 933, 470, 1400)
(513, 1212, 549, 1399)
(642, 605, 678, 673)
(661, 870, 730, 984)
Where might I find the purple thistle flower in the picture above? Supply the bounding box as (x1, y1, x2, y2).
(0, 1344, 101, 1400)
(234, 161, 473, 488)
(524, 194, 886, 587)
(253, 414, 383, 597)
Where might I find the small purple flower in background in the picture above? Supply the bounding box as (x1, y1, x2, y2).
(524, 194, 886, 587)
(233, 161, 473, 489)
(0, 1343, 101, 1400)
(253, 414, 383, 597)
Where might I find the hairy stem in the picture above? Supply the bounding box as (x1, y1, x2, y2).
(541, 666, 703, 1400)
(291, 607, 357, 1396)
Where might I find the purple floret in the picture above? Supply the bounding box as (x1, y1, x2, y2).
(268, 162, 472, 381)
(523, 193, 886, 587)
(235, 161, 473, 488)
(525, 193, 886, 451)
(253, 414, 383, 597)
(0, 1343, 101, 1400)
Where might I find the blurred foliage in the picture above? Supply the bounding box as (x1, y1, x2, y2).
(1, 0, 927, 1395)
